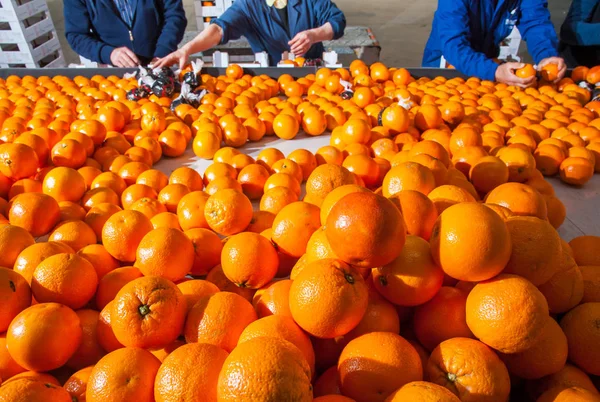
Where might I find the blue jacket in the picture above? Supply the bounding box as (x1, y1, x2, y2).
(422, 0, 559, 81)
(212, 0, 346, 65)
(561, 0, 600, 46)
(64, 0, 187, 65)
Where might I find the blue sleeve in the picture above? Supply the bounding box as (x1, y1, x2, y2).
(435, 0, 500, 81)
(560, 0, 600, 46)
(154, 0, 188, 57)
(517, 0, 559, 63)
(64, 0, 114, 64)
(211, 1, 250, 44)
(314, 0, 346, 39)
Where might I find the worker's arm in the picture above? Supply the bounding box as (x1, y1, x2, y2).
(289, 0, 346, 55)
(435, 0, 529, 85)
(153, 0, 188, 58)
(153, 1, 248, 68)
(64, 0, 134, 65)
(560, 0, 600, 46)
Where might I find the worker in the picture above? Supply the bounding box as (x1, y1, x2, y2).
(560, 0, 600, 68)
(422, 0, 566, 87)
(153, 0, 346, 67)
(64, 0, 187, 67)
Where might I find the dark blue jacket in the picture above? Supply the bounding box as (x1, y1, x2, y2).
(212, 0, 346, 65)
(64, 0, 187, 65)
(422, 0, 559, 81)
(560, 0, 600, 67)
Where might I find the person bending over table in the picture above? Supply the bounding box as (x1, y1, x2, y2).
(560, 0, 600, 68)
(64, 0, 187, 67)
(153, 0, 346, 67)
(422, 0, 566, 87)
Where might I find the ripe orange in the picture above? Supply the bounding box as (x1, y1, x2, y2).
(184, 291, 257, 351)
(386, 382, 461, 402)
(466, 274, 549, 353)
(102, 209, 153, 262)
(221, 232, 278, 289)
(134, 227, 194, 281)
(430, 202, 511, 281)
(0, 267, 31, 334)
(67, 309, 105, 370)
(252, 279, 293, 318)
(154, 342, 229, 402)
(176, 191, 210, 231)
(111, 276, 186, 349)
(426, 337, 510, 402)
(0, 378, 72, 402)
(42, 166, 87, 202)
(560, 156, 595, 185)
(372, 235, 443, 306)
(86, 347, 161, 402)
(338, 332, 422, 402)
(560, 302, 600, 375)
(485, 182, 548, 219)
(7, 302, 82, 372)
(64, 366, 94, 402)
(289, 258, 368, 338)
(217, 337, 312, 401)
(48, 220, 97, 252)
(8, 192, 60, 237)
(0, 224, 35, 268)
(0, 143, 39, 180)
(204, 189, 253, 235)
(537, 387, 600, 402)
(272, 201, 321, 258)
(382, 161, 436, 197)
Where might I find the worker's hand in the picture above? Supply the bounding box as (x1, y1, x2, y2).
(153, 48, 189, 69)
(289, 30, 316, 56)
(495, 62, 536, 88)
(110, 47, 139, 68)
(537, 57, 567, 83)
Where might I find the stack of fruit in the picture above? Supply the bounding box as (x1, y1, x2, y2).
(0, 61, 598, 402)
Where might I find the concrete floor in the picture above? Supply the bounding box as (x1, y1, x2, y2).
(48, 0, 572, 67)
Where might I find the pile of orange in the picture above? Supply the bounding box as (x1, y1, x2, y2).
(0, 61, 599, 402)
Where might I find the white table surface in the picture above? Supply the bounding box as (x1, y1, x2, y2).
(153, 132, 600, 242)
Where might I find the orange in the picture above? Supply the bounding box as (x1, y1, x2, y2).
(217, 337, 312, 401)
(264, 172, 302, 197)
(413, 286, 473, 351)
(184, 291, 257, 351)
(111, 276, 186, 349)
(0, 224, 35, 268)
(136, 169, 169, 193)
(415, 104, 443, 131)
(496, 146, 536, 182)
(134, 227, 194, 281)
(342, 155, 380, 188)
(252, 279, 293, 318)
(537, 387, 600, 402)
(76, 244, 119, 281)
(154, 342, 229, 402)
(51, 139, 87, 168)
(221, 232, 278, 289)
(7, 302, 82, 372)
(42, 166, 87, 203)
(426, 337, 510, 402)
(341, 119, 371, 145)
(388, 190, 438, 240)
(95, 266, 143, 310)
(48, 219, 96, 252)
(0, 332, 26, 381)
(151, 211, 181, 230)
(204, 189, 253, 236)
(206, 264, 256, 302)
(504, 216, 561, 285)
(430, 202, 511, 281)
(169, 166, 203, 191)
(427, 184, 476, 215)
(130, 197, 168, 218)
(176, 191, 210, 231)
(372, 235, 443, 306)
(305, 163, 356, 200)
(271, 158, 304, 182)
(289, 258, 368, 338)
(91, 171, 127, 196)
(185, 228, 223, 276)
(386, 382, 461, 402)
(102, 209, 153, 262)
(0, 143, 39, 180)
(157, 183, 190, 213)
(534, 144, 566, 176)
(539, 244, 584, 314)
(466, 274, 549, 353)
(177, 279, 220, 314)
(272, 113, 299, 140)
(338, 332, 422, 402)
(302, 108, 327, 136)
(516, 64, 536, 78)
(485, 182, 548, 219)
(86, 347, 161, 402)
(32, 253, 97, 309)
(158, 129, 187, 157)
(288, 148, 318, 181)
(238, 315, 315, 375)
(8, 192, 60, 237)
(121, 183, 157, 210)
(85, 202, 122, 239)
(66, 309, 105, 370)
(64, 366, 93, 402)
(0, 267, 31, 334)
(559, 156, 594, 185)
(237, 163, 270, 199)
(560, 302, 600, 375)
(260, 186, 299, 214)
(498, 317, 567, 380)
(526, 364, 598, 400)
(305, 226, 338, 262)
(272, 201, 321, 258)
(382, 161, 436, 197)
(326, 192, 405, 268)
(410, 140, 451, 167)
(468, 155, 509, 193)
(569, 235, 600, 266)
(0, 378, 72, 402)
